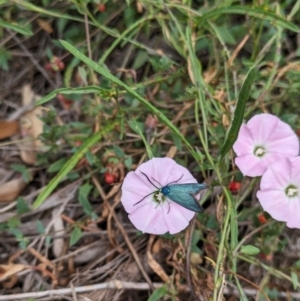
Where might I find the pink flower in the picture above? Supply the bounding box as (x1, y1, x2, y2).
(257, 157, 300, 229)
(121, 157, 202, 235)
(233, 114, 299, 177)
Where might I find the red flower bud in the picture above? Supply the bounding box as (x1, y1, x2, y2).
(257, 213, 267, 224)
(98, 4, 106, 12)
(105, 172, 115, 184)
(228, 181, 241, 193)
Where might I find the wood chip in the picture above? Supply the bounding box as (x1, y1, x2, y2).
(0, 121, 19, 139)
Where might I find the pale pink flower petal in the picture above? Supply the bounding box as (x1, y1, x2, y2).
(257, 157, 300, 229)
(164, 202, 194, 234)
(247, 114, 280, 143)
(128, 203, 168, 235)
(286, 199, 300, 228)
(259, 157, 291, 189)
(121, 172, 154, 212)
(233, 113, 299, 177)
(121, 157, 201, 235)
(232, 124, 253, 155)
(235, 154, 266, 177)
(291, 158, 300, 184)
(267, 136, 299, 156)
(257, 190, 289, 222)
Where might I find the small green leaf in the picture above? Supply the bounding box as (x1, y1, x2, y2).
(147, 285, 168, 301)
(19, 239, 29, 250)
(240, 245, 260, 255)
(191, 245, 202, 254)
(35, 86, 110, 106)
(124, 156, 133, 169)
(36, 220, 45, 234)
(0, 47, 11, 71)
(60, 40, 200, 163)
(78, 183, 93, 215)
(10, 164, 31, 183)
(220, 67, 257, 159)
(128, 119, 144, 134)
(8, 217, 20, 229)
(33, 122, 117, 209)
(44, 235, 51, 246)
(113, 145, 125, 158)
(10, 228, 23, 239)
(85, 151, 96, 165)
(16, 197, 30, 215)
(47, 158, 68, 173)
(128, 119, 153, 159)
(291, 271, 299, 290)
(78, 66, 88, 85)
(132, 50, 149, 69)
(67, 172, 80, 180)
(70, 226, 82, 246)
(191, 229, 202, 246)
(294, 259, 300, 268)
(197, 6, 299, 32)
(0, 20, 33, 36)
(171, 133, 182, 151)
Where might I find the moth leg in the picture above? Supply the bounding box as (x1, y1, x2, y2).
(166, 199, 171, 214)
(167, 174, 184, 185)
(133, 191, 156, 206)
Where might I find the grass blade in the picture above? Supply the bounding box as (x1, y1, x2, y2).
(35, 86, 109, 105)
(220, 67, 257, 159)
(0, 19, 33, 36)
(197, 6, 299, 33)
(33, 122, 116, 209)
(60, 40, 200, 162)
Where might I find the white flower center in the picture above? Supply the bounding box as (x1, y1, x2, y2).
(286, 186, 298, 197)
(155, 192, 164, 203)
(254, 146, 266, 157)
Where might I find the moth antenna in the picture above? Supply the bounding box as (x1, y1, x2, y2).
(151, 177, 163, 187)
(166, 199, 171, 214)
(133, 191, 156, 206)
(140, 171, 160, 189)
(167, 174, 184, 185)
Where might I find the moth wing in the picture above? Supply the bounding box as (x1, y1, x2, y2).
(166, 184, 206, 213)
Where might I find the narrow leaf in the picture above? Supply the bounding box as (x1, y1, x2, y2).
(291, 271, 299, 290)
(69, 226, 82, 246)
(147, 285, 167, 301)
(240, 245, 260, 255)
(33, 122, 117, 209)
(60, 40, 200, 162)
(35, 86, 109, 105)
(220, 67, 257, 159)
(197, 6, 299, 33)
(0, 20, 33, 36)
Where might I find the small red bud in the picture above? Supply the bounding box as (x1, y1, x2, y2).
(57, 94, 73, 109)
(45, 56, 65, 73)
(228, 181, 241, 193)
(44, 62, 53, 71)
(257, 213, 267, 224)
(98, 4, 106, 12)
(260, 252, 273, 261)
(145, 114, 158, 131)
(105, 172, 115, 184)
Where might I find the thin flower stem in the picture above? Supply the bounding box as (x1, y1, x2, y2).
(232, 221, 274, 255)
(213, 187, 232, 301)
